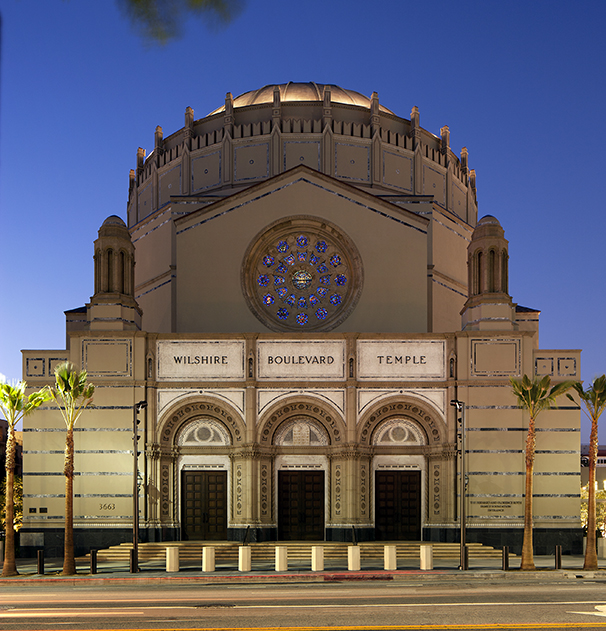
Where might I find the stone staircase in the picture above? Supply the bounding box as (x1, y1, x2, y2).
(79, 540, 512, 567)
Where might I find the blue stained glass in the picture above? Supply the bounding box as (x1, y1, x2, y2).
(317, 287, 328, 297)
(320, 275, 331, 285)
(309, 254, 319, 265)
(297, 251, 308, 262)
(276, 264, 287, 273)
(284, 253, 295, 266)
(316, 307, 328, 320)
(315, 241, 327, 253)
(274, 276, 285, 286)
(297, 297, 307, 309)
(258, 275, 270, 287)
(277, 241, 289, 253)
(263, 255, 275, 267)
(277, 308, 289, 320)
(330, 294, 342, 305)
(296, 235, 308, 247)
(277, 287, 288, 298)
(309, 294, 319, 306)
(296, 313, 309, 325)
(263, 293, 275, 305)
(335, 274, 347, 286)
(330, 254, 341, 267)
(285, 294, 296, 307)
(317, 264, 328, 273)
(292, 269, 313, 290)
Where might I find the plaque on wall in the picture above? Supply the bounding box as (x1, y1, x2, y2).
(357, 340, 446, 380)
(257, 340, 346, 380)
(157, 340, 246, 381)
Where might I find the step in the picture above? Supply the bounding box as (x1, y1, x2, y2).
(79, 541, 513, 564)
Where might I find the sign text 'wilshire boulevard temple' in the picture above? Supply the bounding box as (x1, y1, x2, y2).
(20, 83, 581, 555)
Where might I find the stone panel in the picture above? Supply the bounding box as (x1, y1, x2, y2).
(335, 143, 370, 182)
(234, 143, 269, 182)
(382, 151, 413, 192)
(284, 141, 321, 171)
(159, 164, 181, 206)
(192, 151, 221, 191)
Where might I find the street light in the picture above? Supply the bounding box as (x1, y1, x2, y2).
(451, 399, 467, 570)
(131, 400, 147, 573)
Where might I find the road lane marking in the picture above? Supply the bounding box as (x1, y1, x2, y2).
(14, 623, 606, 631)
(569, 604, 606, 617)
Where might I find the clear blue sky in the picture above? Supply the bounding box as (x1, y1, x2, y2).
(1, 1, 604, 439)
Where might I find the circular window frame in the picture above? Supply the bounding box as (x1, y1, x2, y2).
(242, 216, 363, 332)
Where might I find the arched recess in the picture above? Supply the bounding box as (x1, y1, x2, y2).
(258, 396, 344, 541)
(155, 395, 246, 537)
(257, 396, 346, 446)
(157, 395, 246, 448)
(357, 396, 446, 446)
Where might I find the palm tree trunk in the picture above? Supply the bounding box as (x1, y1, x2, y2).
(521, 415, 536, 570)
(584, 418, 599, 570)
(2, 430, 18, 577)
(62, 427, 76, 575)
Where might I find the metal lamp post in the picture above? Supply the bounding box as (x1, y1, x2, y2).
(131, 400, 147, 573)
(451, 399, 467, 570)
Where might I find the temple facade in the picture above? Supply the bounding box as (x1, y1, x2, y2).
(20, 83, 581, 556)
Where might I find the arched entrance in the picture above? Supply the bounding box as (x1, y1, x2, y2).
(156, 397, 246, 541)
(177, 419, 231, 541)
(372, 420, 427, 541)
(359, 399, 446, 541)
(273, 418, 330, 541)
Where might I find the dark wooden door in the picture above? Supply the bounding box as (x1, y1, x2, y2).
(278, 471, 324, 540)
(375, 470, 421, 540)
(181, 471, 227, 540)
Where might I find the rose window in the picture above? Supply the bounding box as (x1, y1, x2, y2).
(242, 217, 363, 332)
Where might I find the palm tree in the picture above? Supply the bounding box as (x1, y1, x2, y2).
(48, 362, 95, 575)
(510, 374, 573, 570)
(0, 380, 50, 576)
(568, 375, 606, 570)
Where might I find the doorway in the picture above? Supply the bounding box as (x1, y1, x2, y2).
(277, 470, 324, 540)
(181, 470, 228, 540)
(375, 470, 421, 540)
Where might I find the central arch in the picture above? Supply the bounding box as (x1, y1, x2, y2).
(258, 396, 345, 541)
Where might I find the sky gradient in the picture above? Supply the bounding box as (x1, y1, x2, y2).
(1, 0, 605, 439)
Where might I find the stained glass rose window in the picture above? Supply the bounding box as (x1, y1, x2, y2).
(242, 217, 363, 331)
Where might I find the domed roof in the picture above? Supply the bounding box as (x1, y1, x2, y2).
(102, 215, 126, 227)
(209, 83, 394, 115)
(476, 215, 501, 226)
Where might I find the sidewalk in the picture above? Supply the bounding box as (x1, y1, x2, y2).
(1, 554, 603, 585)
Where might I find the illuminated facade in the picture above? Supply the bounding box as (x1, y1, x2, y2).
(20, 84, 581, 556)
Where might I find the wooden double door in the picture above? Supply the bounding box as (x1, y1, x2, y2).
(278, 471, 325, 540)
(181, 471, 227, 540)
(375, 470, 421, 540)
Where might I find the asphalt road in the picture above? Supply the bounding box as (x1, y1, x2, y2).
(2, 577, 606, 630)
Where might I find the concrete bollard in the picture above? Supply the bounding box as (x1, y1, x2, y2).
(239, 546, 251, 572)
(420, 544, 433, 570)
(202, 546, 215, 572)
(275, 546, 288, 572)
(166, 547, 179, 572)
(384, 545, 397, 571)
(348, 545, 361, 571)
(311, 546, 324, 571)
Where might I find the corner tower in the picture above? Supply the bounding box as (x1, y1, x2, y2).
(87, 215, 142, 331)
(461, 215, 514, 331)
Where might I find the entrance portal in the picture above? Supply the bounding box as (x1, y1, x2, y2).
(181, 471, 227, 540)
(277, 471, 324, 540)
(375, 470, 421, 540)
